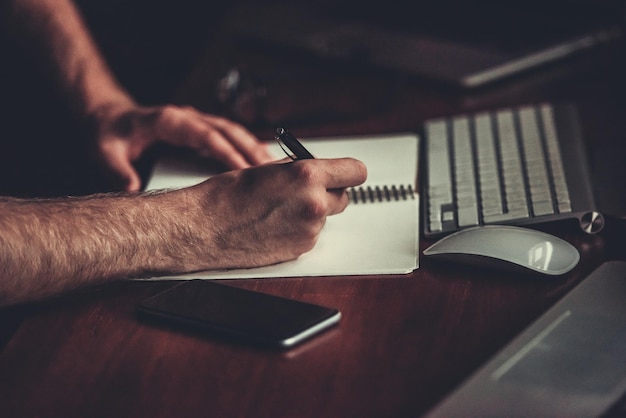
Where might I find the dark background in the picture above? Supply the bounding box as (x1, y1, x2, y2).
(0, 0, 232, 197)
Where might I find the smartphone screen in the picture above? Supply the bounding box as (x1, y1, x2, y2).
(137, 280, 341, 348)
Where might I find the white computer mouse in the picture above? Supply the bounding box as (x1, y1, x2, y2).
(423, 225, 580, 275)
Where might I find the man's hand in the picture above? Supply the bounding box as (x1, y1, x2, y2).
(94, 104, 275, 191)
(180, 157, 368, 271)
(4, 0, 275, 192)
(0, 157, 366, 307)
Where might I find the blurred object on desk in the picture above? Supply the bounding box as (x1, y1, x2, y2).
(222, 0, 624, 89)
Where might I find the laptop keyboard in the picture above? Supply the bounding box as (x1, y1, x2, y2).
(424, 103, 574, 236)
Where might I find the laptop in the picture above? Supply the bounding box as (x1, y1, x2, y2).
(225, 0, 624, 88)
(425, 260, 626, 417)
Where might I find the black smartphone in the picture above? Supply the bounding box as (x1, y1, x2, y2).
(137, 280, 340, 348)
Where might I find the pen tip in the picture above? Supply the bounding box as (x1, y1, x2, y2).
(276, 127, 286, 135)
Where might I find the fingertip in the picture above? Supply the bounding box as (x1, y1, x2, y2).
(226, 154, 252, 170)
(355, 158, 368, 183)
(243, 143, 276, 166)
(110, 157, 142, 191)
(125, 175, 142, 192)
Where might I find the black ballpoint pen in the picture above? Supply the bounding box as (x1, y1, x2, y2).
(275, 127, 315, 160)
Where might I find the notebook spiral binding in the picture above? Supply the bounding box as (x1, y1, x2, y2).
(347, 184, 416, 204)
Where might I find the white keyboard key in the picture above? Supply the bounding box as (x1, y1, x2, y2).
(483, 209, 529, 223)
(458, 207, 480, 227)
(533, 201, 556, 216)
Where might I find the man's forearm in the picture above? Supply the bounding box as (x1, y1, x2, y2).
(0, 157, 368, 307)
(2, 0, 135, 117)
(0, 190, 201, 307)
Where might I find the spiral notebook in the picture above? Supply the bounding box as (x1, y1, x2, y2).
(144, 133, 420, 279)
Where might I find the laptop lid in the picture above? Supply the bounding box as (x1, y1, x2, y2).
(425, 261, 626, 417)
(225, 0, 624, 88)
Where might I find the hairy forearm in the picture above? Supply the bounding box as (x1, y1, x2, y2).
(0, 158, 368, 307)
(0, 190, 202, 307)
(2, 0, 135, 116)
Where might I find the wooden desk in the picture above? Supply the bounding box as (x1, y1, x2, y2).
(1, 18, 625, 417)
